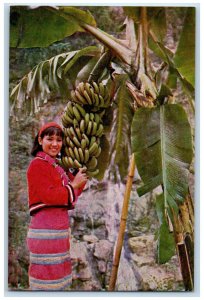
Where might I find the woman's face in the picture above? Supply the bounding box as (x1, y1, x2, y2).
(38, 134, 63, 158)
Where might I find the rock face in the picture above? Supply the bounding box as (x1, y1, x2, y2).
(67, 181, 184, 291)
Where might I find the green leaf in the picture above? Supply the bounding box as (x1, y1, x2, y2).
(110, 74, 134, 180)
(156, 193, 176, 264)
(174, 8, 195, 87)
(10, 47, 100, 117)
(95, 135, 111, 181)
(59, 6, 96, 27)
(149, 8, 167, 42)
(131, 104, 193, 212)
(10, 6, 96, 48)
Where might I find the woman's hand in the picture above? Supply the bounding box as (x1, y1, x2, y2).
(70, 167, 88, 189)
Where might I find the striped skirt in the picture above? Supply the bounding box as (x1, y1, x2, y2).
(27, 207, 72, 290)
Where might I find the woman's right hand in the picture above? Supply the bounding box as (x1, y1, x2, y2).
(70, 167, 88, 189)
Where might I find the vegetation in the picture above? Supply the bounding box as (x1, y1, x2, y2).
(9, 6, 195, 290)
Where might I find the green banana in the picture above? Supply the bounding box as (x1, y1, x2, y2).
(89, 136, 96, 148)
(99, 82, 105, 97)
(81, 138, 87, 150)
(73, 118, 79, 128)
(75, 90, 87, 105)
(82, 133, 89, 146)
(75, 103, 86, 118)
(94, 93, 100, 107)
(84, 149, 90, 163)
(94, 113, 101, 125)
(89, 113, 94, 121)
(87, 156, 98, 169)
(72, 106, 81, 122)
(73, 159, 82, 168)
(73, 147, 80, 162)
(91, 122, 98, 136)
(78, 147, 84, 163)
(61, 115, 69, 127)
(73, 136, 81, 148)
(71, 90, 81, 104)
(83, 90, 93, 105)
(84, 113, 90, 128)
(89, 88, 96, 105)
(86, 121, 92, 135)
(94, 146, 101, 158)
(75, 127, 82, 140)
(67, 101, 74, 116)
(68, 156, 75, 168)
(77, 82, 85, 95)
(68, 147, 75, 160)
(96, 124, 104, 137)
(89, 142, 99, 156)
(80, 119, 85, 133)
(87, 169, 99, 177)
(92, 81, 100, 94)
(99, 95, 105, 107)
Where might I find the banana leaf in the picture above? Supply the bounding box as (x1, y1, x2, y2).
(156, 193, 176, 263)
(10, 6, 96, 48)
(173, 7, 195, 88)
(131, 104, 193, 214)
(110, 74, 134, 180)
(10, 46, 100, 117)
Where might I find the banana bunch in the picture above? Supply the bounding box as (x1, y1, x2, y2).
(61, 80, 111, 178)
(70, 81, 110, 108)
(61, 101, 104, 177)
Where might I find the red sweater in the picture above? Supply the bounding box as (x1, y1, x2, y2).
(27, 158, 83, 215)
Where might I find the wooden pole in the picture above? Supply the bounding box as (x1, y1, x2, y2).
(108, 154, 135, 291)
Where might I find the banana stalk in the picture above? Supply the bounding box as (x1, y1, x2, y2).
(108, 154, 135, 291)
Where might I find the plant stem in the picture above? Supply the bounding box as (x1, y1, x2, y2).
(108, 154, 135, 291)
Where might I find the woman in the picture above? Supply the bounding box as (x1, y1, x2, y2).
(26, 122, 88, 290)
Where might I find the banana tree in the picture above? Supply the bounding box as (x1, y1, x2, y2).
(9, 6, 195, 291)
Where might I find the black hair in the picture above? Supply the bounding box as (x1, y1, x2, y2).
(31, 126, 65, 157)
